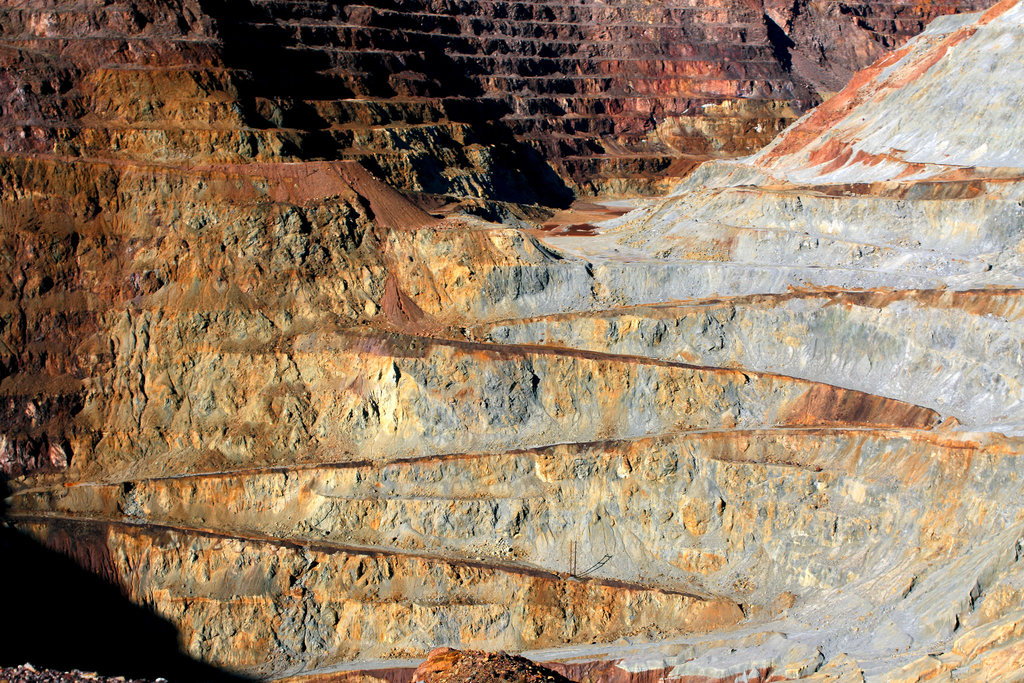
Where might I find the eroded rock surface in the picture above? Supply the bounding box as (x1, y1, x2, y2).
(3, 0, 1024, 682)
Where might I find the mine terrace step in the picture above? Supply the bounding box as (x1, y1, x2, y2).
(3, 121, 328, 134)
(462, 76, 793, 98)
(245, 0, 753, 21)
(265, 41, 771, 67)
(502, 95, 798, 116)
(502, 108, 796, 125)
(235, 0, 957, 31)
(228, 33, 767, 65)
(0, 34, 220, 45)
(266, 43, 780, 69)
(230, 21, 773, 53)
(5, 512, 717, 600)
(256, 33, 769, 61)
(246, 13, 762, 31)
(8, 425, 953, 490)
(245, 0, 765, 17)
(331, 25, 770, 54)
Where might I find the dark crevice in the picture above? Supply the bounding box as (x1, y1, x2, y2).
(764, 14, 796, 73)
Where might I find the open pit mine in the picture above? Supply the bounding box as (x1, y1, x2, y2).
(3, 0, 1024, 680)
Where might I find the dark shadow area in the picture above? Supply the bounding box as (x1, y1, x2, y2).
(0, 479, 249, 682)
(197, 0, 573, 208)
(764, 14, 796, 73)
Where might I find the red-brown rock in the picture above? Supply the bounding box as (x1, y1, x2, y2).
(413, 648, 575, 683)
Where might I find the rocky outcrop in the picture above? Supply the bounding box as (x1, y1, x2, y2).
(761, 0, 994, 94)
(3, 0, 1024, 682)
(411, 648, 573, 683)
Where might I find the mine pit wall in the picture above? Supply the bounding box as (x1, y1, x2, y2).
(0, 0, 993, 201)
(0, 154, 395, 481)
(3, 0, 1022, 678)
(14, 517, 743, 678)
(0, 151, 945, 485)
(0, 141, 961, 678)
(11, 427, 1024, 678)
(14, 429, 1012, 603)
(1, 144, 956, 680)
(475, 288, 1024, 431)
(4, 139, 1008, 681)
(4, 312, 939, 486)
(378, 191, 1024, 331)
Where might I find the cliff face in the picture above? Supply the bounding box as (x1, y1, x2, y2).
(4, 0, 1024, 682)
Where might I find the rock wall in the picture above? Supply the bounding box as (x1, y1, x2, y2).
(1, 151, 934, 677)
(4, 0, 1024, 681)
(0, 0, 990, 202)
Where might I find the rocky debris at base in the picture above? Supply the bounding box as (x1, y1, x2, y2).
(0, 664, 163, 683)
(412, 649, 573, 683)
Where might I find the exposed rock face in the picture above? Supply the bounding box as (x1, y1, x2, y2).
(463, 0, 1024, 678)
(0, 0, 989, 201)
(760, 0, 993, 94)
(4, 1, 1024, 683)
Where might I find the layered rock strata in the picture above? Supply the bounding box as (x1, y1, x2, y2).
(459, 0, 1024, 678)
(0, 0, 990, 202)
(4, 1, 1024, 682)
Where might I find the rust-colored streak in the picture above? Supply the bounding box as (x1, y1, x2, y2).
(979, 0, 1022, 23)
(278, 667, 418, 683)
(535, 223, 602, 237)
(201, 161, 438, 230)
(783, 384, 939, 429)
(758, 3, 996, 169)
(756, 45, 915, 165)
(380, 274, 439, 335)
(335, 163, 440, 232)
(547, 661, 674, 683)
